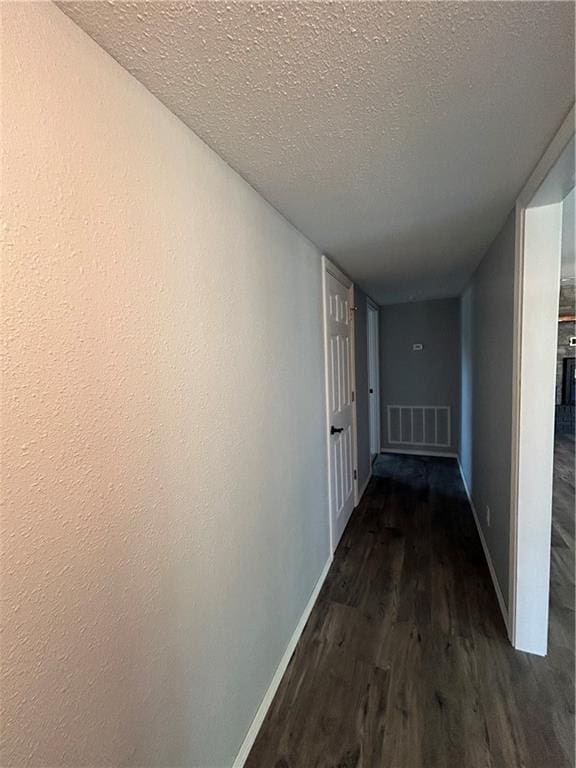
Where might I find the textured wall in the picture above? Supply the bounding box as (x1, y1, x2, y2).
(1, 5, 329, 767)
(379, 298, 461, 454)
(460, 210, 516, 612)
(354, 287, 371, 491)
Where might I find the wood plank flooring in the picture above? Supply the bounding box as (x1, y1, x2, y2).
(246, 449, 575, 768)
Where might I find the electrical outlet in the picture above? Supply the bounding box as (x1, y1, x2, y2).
(486, 505, 491, 527)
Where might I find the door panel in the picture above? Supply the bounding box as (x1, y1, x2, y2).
(325, 269, 355, 551)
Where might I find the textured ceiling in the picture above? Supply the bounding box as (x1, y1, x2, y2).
(58, 1, 575, 304)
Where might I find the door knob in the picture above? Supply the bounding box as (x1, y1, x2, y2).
(331, 426, 344, 435)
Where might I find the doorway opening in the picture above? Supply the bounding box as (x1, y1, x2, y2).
(549, 186, 575, 666)
(510, 109, 575, 655)
(322, 257, 358, 555)
(367, 299, 381, 462)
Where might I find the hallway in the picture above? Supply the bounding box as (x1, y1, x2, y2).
(2, 6, 575, 765)
(246, 454, 574, 768)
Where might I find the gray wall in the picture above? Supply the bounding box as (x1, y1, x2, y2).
(354, 287, 371, 491)
(460, 209, 516, 611)
(379, 298, 461, 454)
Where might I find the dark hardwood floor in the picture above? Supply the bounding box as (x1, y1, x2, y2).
(550, 434, 575, 705)
(246, 448, 575, 768)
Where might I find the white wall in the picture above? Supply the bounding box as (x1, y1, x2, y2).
(561, 186, 575, 277)
(460, 211, 516, 618)
(1, 5, 330, 766)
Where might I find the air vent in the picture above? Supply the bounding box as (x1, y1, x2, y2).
(387, 406, 451, 448)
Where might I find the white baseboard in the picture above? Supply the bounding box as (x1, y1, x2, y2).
(356, 470, 372, 505)
(232, 555, 333, 767)
(381, 448, 458, 459)
(457, 457, 511, 637)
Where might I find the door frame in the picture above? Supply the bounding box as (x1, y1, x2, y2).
(366, 298, 381, 458)
(509, 105, 574, 655)
(321, 255, 359, 555)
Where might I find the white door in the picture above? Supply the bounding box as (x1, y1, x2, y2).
(367, 301, 380, 459)
(323, 259, 356, 553)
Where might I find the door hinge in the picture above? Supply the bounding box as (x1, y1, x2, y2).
(354, 469, 357, 480)
(352, 391, 355, 402)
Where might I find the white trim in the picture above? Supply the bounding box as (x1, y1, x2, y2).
(321, 256, 334, 554)
(510, 106, 574, 653)
(516, 105, 575, 208)
(323, 255, 352, 288)
(509, 200, 524, 648)
(232, 555, 333, 768)
(457, 458, 511, 637)
(321, 255, 359, 555)
(350, 287, 359, 508)
(380, 448, 458, 459)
